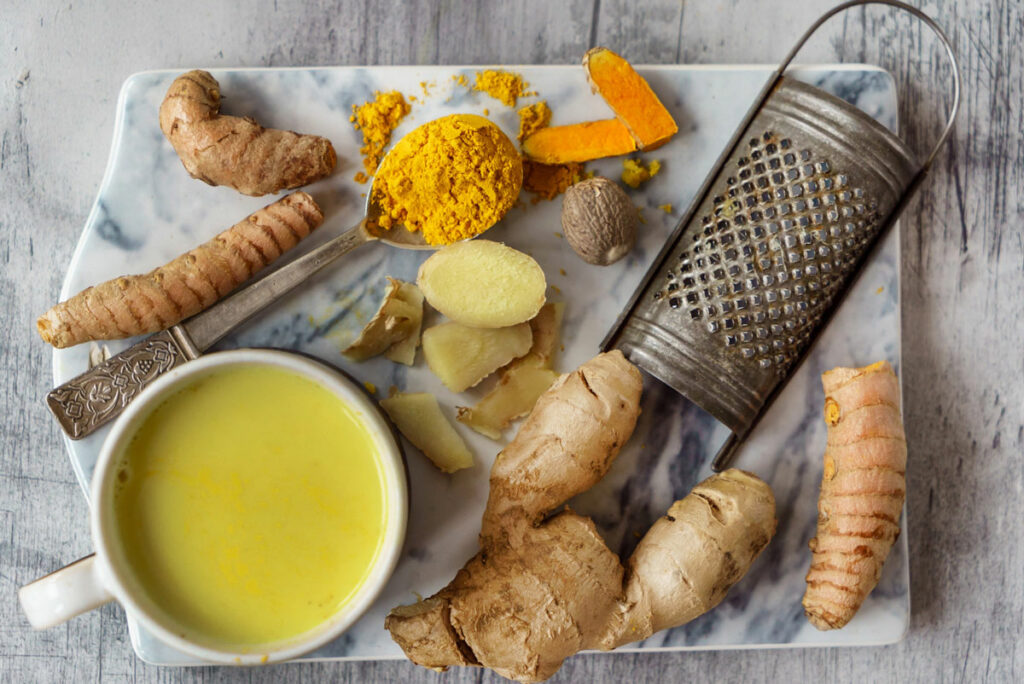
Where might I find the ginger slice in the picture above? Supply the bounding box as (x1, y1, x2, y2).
(422, 322, 532, 393)
(343, 278, 423, 362)
(583, 47, 678, 150)
(380, 392, 473, 473)
(521, 119, 636, 164)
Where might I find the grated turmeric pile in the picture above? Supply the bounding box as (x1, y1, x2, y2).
(350, 91, 412, 183)
(372, 114, 522, 246)
(523, 160, 585, 202)
(517, 101, 552, 142)
(621, 158, 661, 188)
(474, 69, 531, 107)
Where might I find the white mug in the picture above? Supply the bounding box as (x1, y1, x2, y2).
(19, 349, 408, 664)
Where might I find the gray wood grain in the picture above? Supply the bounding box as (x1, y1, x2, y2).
(2, 0, 1021, 682)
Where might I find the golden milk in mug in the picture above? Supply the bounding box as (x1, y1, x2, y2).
(111, 363, 389, 649)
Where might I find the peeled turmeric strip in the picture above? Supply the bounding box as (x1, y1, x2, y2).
(583, 47, 678, 150)
(802, 360, 907, 630)
(159, 70, 337, 196)
(521, 119, 636, 164)
(37, 192, 323, 349)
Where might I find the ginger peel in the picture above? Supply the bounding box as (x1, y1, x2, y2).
(803, 361, 907, 630)
(386, 352, 777, 682)
(159, 71, 336, 196)
(37, 193, 323, 348)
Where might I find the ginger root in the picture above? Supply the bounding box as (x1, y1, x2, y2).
(386, 352, 777, 682)
(803, 361, 907, 630)
(343, 278, 423, 362)
(37, 192, 323, 348)
(380, 391, 473, 473)
(159, 70, 336, 196)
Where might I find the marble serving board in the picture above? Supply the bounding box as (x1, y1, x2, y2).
(53, 64, 907, 665)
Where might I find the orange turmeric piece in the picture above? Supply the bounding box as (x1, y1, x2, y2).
(522, 119, 636, 164)
(802, 361, 907, 630)
(584, 47, 678, 150)
(37, 192, 323, 348)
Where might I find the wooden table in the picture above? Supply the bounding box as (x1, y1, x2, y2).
(2, 1, 1020, 681)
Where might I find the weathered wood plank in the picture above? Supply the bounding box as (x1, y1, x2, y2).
(1, 0, 1020, 682)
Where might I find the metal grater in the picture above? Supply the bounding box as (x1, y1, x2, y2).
(603, 0, 961, 471)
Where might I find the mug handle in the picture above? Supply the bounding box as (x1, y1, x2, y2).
(19, 554, 114, 629)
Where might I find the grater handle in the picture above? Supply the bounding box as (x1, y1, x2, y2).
(778, 0, 961, 171)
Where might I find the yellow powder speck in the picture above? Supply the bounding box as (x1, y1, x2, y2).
(559, 268, 567, 276)
(474, 69, 530, 107)
(554, 232, 563, 238)
(363, 381, 377, 395)
(876, 286, 884, 294)
(409, 95, 418, 103)
(637, 207, 646, 224)
(260, 655, 269, 664)
(452, 74, 468, 87)
(551, 285, 562, 295)
(621, 158, 662, 188)
(517, 101, 552, 142)
(350, 91, 412, 183)
(483, 108, 490, 116)
(420, 80, 435, 97)
(658, 204, 673, 214)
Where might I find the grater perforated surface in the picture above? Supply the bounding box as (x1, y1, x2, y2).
(652, 131, 881, 375)
(608, 76, 917, 438)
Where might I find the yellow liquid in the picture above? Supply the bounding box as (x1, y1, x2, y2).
(113, 364, 387, 648)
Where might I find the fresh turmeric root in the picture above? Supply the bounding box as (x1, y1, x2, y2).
(37, 192, 323, 348)
(521, 119, 636, 164)
(583, 47, 678, 150)
(159, 70, 336, 196)
(386, 351, 777, 682)
(803, 361, 907, 630)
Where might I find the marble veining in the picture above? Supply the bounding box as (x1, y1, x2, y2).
(52, 64, 907, 664)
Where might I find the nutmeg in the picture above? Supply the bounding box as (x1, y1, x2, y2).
(560, 177, 637, 266)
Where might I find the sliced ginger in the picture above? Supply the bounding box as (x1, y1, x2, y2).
(159, 71, 336, 196)
(380, 392, 473, 473)
(417, 240, 546, 329)
(343, 279, 424, 362)
(457, 302, 565, 439)
(584, 47, 678, 150)
(521, 119, 636, 164)
(422, 322, 532, 393)
(457, 364, 561, 439)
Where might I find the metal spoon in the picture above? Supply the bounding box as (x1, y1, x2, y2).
(47, 117, 512, 440)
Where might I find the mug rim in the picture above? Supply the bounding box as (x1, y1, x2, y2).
(89, 348, 408, 664)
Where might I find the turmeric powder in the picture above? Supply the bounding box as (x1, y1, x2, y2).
(518, 101, 552, 142)
(523, 160, 585, 202)
(350, 91, 412, 183)
(474, 69, 531, 107)
(621, 158, 661, 188)
(372, 114, 522, 246)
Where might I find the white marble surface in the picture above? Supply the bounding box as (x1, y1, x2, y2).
(53, 64, 904, 665)
(2, 1, 1021, 683)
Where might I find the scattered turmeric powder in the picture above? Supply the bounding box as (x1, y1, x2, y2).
(372, 114, 522, 246)
(522, 159, 585, 202)
(474, 69, 531, 107)
(350, 91, 412, 183)
(658, 203, 673, 214)
(452, 74, 469, 87)
(517, 101, 552, 142)
(621, 158, 661, 188)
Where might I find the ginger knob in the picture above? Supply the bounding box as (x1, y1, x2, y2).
(561, 176, 637, 266)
